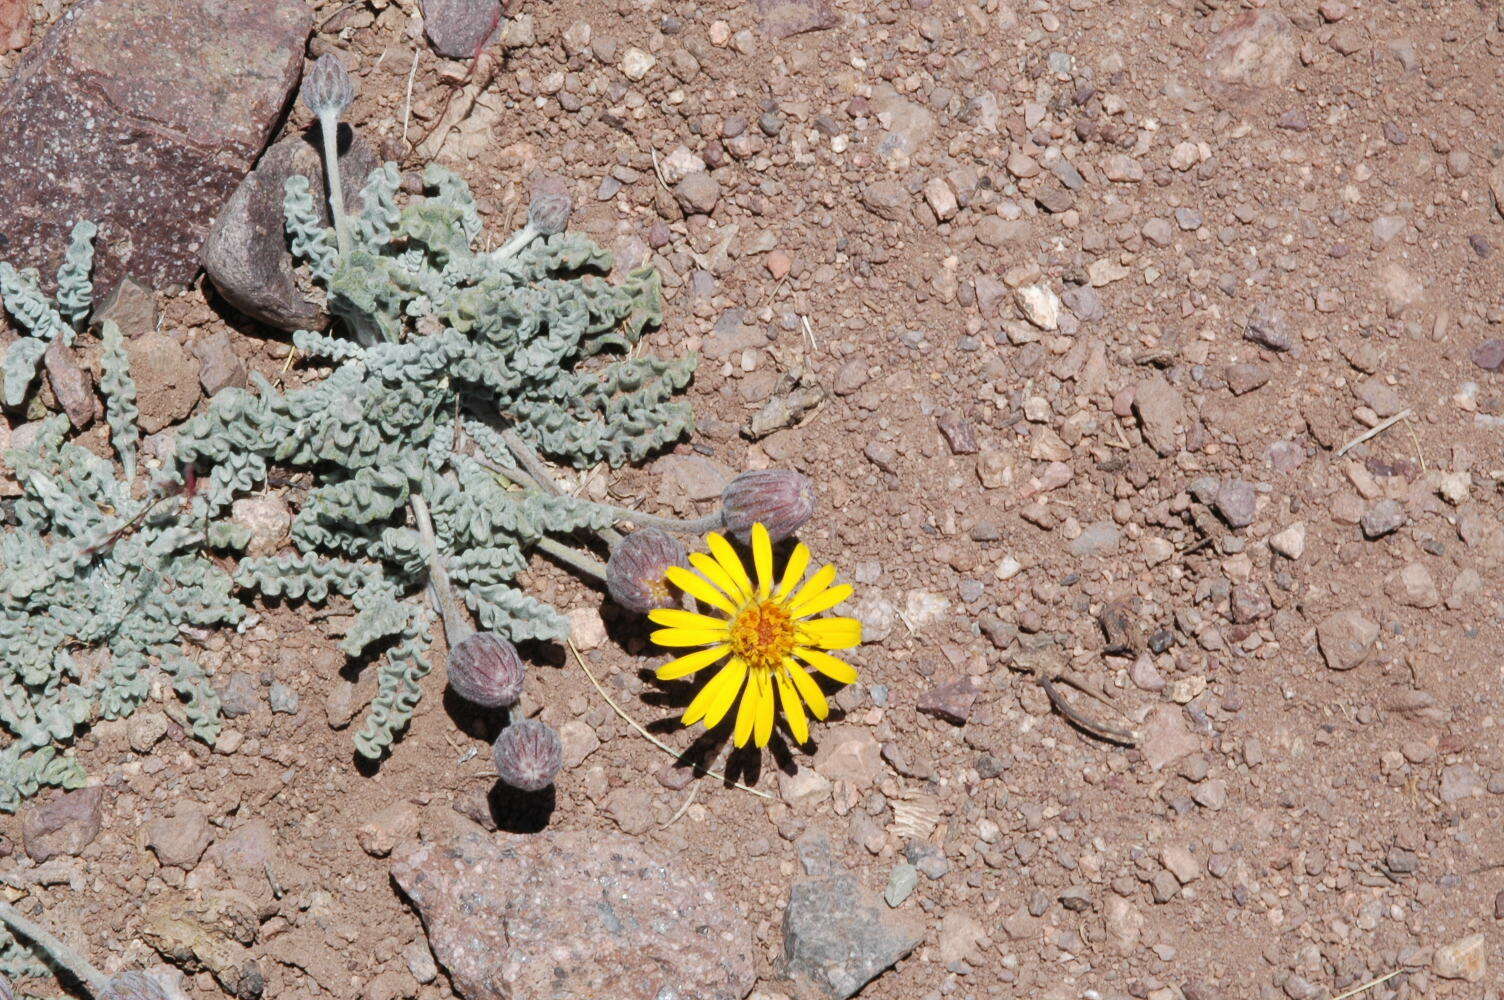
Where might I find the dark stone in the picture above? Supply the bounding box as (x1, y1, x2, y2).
(200, 131, 378, 331)
(21, 786, 105, 862)
(0, 0, 310, 295)
(421, 0, 502, 59)
(92, 277, 158, 339)
(917, 679, 977, 726)
(1471, 339, 1504, 372)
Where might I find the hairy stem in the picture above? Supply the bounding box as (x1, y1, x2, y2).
(410, 493, 470, 647)
(491, 222, 538, 261)
(598, 506, 724, 535)
(0, 899, 110, 997)
(535, 534, 607, 582)
(318, 109, 351, 260)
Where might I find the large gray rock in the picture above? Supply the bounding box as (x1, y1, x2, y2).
(392, 827, 756, 1000)
(0, 0, 309, 295)
(781, 837, 924, 999)
(200, 131, 378, 331)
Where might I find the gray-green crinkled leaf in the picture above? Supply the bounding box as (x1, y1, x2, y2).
(0, 258, 238, 809)
(99, 319, 139, 479)
(2, 337, 47, 409)
(169, 163, 694, 761)
(285, 174, 338, 281)
(54, 220, 98, 332)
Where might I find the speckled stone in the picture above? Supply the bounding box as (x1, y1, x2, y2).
(392, 828, 756, 1000)
(0, 0, 309, 294)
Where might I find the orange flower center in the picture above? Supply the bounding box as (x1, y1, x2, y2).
(730, 600, 794, 674)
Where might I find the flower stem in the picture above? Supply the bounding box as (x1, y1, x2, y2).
(535, 534, 607, 582)
(0, 899, 110, 997)
(491, 222, 539, 262)
(410, 493, 470, 647)
(597, 507, 724, 535)
(318, 109, 352, 260)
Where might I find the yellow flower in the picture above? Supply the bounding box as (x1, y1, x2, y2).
(648, 523, 861, 748)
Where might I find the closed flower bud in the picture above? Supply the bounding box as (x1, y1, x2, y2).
(607, 529, 687, 613)
(721, 469, 816, 542)
(527, 184, 572, 236)
(447, 632, 524, 708)
(300, 52, 356, 119)
(493, 719, 563, 792)
(102, 972, 170, 1000)
(0, 974, 13, 1000)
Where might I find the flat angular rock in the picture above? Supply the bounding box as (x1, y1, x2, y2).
(201, 132, 378, 331)
(1433, 933, 1486, 982)
(917, 678, 977, 725)
(1133, 375, 1184, 457)
(782, 865, 924, 999)
(21, 786, 105, 862)
(392, 828, 755, 1000)
(1317, 609, 1378, 671)
(0, 0, 309, 295)
(754, 0, 838, 39)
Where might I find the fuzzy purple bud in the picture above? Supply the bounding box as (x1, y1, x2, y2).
(607, 529, 687, 613)
(493, 719, 563, 792)
(527, 181, 572, 236)
(0, 974, 13, 1000)
(721, 469, 816, 542)
(447, 632, 525, 708)
(102, 972, 171, 1000)
(301, 52, 356, 119)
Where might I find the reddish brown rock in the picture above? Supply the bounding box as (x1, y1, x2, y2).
(21, 786, 105, 862)
(0, 0, 310, 295)
(753, 0, 838, 39)
(392, 828, 756, 1000)
(0, 0, 30, 53)
(43, 342, 98, 429)
(422, 0, 502, 58)
(917, 678, 977, 725)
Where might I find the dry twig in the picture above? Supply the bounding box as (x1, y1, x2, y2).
(568, 639, 772, 800)
(1335, 408, 1413, 457)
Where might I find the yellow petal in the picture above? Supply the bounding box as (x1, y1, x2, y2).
(732, 667, 759, 747)
(797, 616, 862, 650)
(795, 646, 859, 685)
(752, 523, 773, 599)
(776, 669, 809, 744)
(652, 626, 730, 648)
(754, 671, 775, 747)
(664, 565, 738, 615)
(792, 582, 853, 620)
(706, 532, 755, 601)
(683, 657, 746, 726)
(689, 551, 748, 605)
(656, 644, 730, 681)
(774, 542, 811, 600)
(649, 608, 731, 632)
(788, 564, 837, 614)
(703, 656, 748, 729)
(784, 658, 829, 720)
